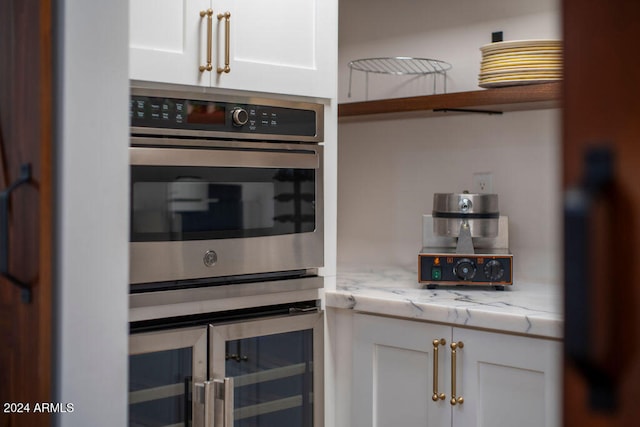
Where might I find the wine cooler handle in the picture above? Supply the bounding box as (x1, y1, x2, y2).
(0, 163, 32, 303)
(564, 146, 619, 411)
(194, 380, 215, 427)
(432, 338, 446, 402)
(215, 377, 234, 427)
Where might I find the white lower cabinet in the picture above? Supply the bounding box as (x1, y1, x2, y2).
(352, 313, 561, 427)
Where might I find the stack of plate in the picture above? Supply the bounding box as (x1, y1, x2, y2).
(479, 39, 562, 88)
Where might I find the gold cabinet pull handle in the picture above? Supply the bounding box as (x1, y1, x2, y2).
(432, 338, 446, 402)
(217, 12, 231, 73)
(450, 341, 464, 406)
(199, 9, 214, 72)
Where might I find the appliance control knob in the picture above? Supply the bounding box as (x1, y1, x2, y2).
(483, 259, 505, 281)
(454, 258, 476, 281)
(232, 108, 249, 126)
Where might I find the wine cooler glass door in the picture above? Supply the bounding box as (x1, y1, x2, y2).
(129, 326, 207, 426)
(209, 312, 324, 427)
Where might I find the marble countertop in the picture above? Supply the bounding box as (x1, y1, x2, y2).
(325, 267, 564, 339)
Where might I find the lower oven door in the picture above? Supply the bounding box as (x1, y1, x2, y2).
(209, 311, 324, 427)
(129, 326, 208, 427)
(129, 140, 324, 285)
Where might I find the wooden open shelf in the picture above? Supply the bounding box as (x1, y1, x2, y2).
(338, 82, 561, 121)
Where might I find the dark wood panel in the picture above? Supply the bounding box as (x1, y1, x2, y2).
(0, 0, 54, 426)
(338, 82, 561, 120)
(563, 0, 640, 425)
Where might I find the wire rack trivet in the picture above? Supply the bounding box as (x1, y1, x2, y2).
(347, 57, 452, 98)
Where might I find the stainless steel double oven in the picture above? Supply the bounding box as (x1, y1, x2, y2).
(128, 86, 325, 427)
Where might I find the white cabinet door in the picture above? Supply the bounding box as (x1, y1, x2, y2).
(213, 0, 336, 98)
(349, 314, 562, 427)
(130, 0, 210, 87)
(452, 327, 562, 427)
(352, 314, 451, 427)
(130, 0, 336, 98)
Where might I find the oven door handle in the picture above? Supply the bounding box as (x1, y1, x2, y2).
(129, 146, 319, 169)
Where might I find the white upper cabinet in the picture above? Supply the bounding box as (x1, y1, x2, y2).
(129, 0, 206, 88)
(130, 0, 337, 98)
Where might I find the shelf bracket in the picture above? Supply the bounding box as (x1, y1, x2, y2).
(433, 108, 503, 115)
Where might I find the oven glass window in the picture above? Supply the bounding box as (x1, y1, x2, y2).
(130, 166, 316, 241)
(226, 329, 314, 427)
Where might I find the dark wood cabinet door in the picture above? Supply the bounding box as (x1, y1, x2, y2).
(0, 1, 54, 426)
(563, 0, 640, 424)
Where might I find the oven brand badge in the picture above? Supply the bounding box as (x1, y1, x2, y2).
(203, 250, 218, 267)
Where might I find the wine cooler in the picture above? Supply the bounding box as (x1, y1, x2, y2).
(129, 303, 323, 427)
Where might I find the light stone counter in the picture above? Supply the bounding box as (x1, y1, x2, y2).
(325, 267, 563, 339)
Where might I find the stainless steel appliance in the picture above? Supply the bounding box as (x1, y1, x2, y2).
(418, 192, 513, 290)
(128, 87, 326, 427)
(129, 301, 324, 427)
(129, 87, 324, 291)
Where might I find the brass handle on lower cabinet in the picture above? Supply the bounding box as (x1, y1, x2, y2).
(217, 12, 231, 73)
(432, 338, 446, 402)
(450, 341, 464, 406)
(199, 9, 214, 72)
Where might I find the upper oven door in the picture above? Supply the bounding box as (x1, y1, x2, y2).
(129, 140, 323, 285)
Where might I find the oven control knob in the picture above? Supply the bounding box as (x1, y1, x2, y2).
(483, 259, 505, 282)
(231, 108, 249, 126)
(454, 258, 476, 281)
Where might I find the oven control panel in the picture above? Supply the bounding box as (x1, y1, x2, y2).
(129, 88, 323, 142)
(418, 253, 513, 288)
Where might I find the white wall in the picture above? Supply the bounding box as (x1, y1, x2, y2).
(54, 1, 129, 425)
(340, 0, 561, 102)
(337, 0, 562, 284)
